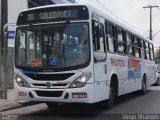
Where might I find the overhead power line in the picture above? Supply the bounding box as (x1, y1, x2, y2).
(153, 29, 160, 38)
(95, 0, 148, 32)
(139, 0, 150, 6)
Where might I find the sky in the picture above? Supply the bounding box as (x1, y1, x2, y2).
(78, 0, 160, 50)
(9, 0, 160, 50)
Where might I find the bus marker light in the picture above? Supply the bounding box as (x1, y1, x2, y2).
(72, 93, 87, 98)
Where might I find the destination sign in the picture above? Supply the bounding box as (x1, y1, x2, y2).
(17, 6, 89, 25)
(27, 10, 77, 21)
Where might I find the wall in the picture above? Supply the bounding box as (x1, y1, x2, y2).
(7, 0, 28, 87)
(8, 0, 28, 47)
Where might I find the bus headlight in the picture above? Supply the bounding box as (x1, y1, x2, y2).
(15, 75, 30, 87)
(69, 73, 91, 88)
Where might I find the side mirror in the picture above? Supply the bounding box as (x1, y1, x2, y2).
(94, 51, 106, 63)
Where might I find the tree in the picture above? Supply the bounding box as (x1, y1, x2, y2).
(155, 48, 160, 60)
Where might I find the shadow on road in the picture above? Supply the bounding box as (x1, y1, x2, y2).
(116, 90, 152, 106)
(25, 90, 152, 112)
(19, 89, 155, 120)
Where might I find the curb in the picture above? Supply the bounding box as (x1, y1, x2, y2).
(0, 101, 40, 112)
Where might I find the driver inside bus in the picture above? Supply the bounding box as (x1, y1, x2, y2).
(65, 35, 80, 67)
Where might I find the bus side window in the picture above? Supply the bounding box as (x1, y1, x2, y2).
(147, 42, 150, 60)
(140, 40, 145, 59)
(143, 41, 147, 59)
(133, 37, 140, 58)
(126, 32, 133, 56)
(116, 27, 125, 54)
(105, 21, 115, 53)
(92, 20, 106, 52)
(144, 41, 149, 60)
(151, 44, 154, 60)
(92, 20, 106, 62)
(149, 43, 154, 60)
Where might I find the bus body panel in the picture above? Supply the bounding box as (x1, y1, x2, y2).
(143, 60, 156, 86)
(89, 3, 155, 98)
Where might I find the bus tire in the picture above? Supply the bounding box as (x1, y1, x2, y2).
(46, 102, 59, 109)
(155, 77, 159, 86)
(140, 75, 147, 95)
(105, 81, 115, 109)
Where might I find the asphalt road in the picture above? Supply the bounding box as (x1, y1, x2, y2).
(1, 86, 160, 120)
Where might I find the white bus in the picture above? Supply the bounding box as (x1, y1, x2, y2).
(14, 4, 156, 108)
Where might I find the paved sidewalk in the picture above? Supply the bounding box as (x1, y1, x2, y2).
(0, 99, 22, 112)
(0, 89, 21, 112)
(0, 89, 37, 112)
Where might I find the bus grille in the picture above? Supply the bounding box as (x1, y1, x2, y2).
(33, 83, 67, 87)
(24, 73, 75, 81)
(35, 90, 63, 97)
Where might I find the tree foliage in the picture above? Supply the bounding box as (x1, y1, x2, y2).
(155, 48, 160, 60)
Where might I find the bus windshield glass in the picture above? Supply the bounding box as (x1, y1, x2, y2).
(15, 23, 90, 71)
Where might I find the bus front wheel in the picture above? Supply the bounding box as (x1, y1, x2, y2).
(105, 81, 115, 109)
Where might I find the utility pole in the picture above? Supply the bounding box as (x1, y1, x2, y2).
(143, 5, 159, 40)
(0, 0, 8, 99)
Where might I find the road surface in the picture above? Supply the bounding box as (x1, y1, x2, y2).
(1, 86, 160, 120)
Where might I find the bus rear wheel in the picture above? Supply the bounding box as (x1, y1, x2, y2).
(155, 77, 159, 86)
(140, 75, 147, 95)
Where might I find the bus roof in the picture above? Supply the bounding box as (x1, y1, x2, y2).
(85, 3, 152, 43)
(18, 3, 152, 43)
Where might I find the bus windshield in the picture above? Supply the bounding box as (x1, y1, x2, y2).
(15, 22, 90, 71)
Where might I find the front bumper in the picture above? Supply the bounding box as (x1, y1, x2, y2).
(14, 82, 95, 104)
